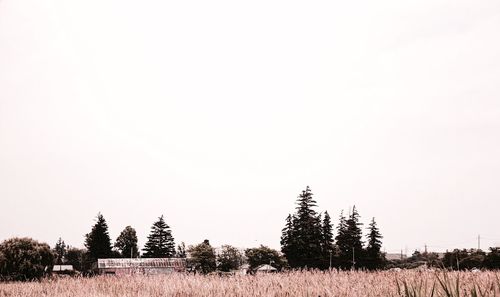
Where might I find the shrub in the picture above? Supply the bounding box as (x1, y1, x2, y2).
(187, 240, 217, 274)
(0, 237, 54, 281)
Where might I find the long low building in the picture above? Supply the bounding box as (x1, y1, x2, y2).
(97, 258, 187, 275)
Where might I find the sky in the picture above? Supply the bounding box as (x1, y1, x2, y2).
(1, 0, 500, 255)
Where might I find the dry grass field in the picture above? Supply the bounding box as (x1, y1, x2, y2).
(0, 270, 499, 297)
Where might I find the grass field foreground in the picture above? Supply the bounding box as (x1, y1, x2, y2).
(1, 270, 499, 297)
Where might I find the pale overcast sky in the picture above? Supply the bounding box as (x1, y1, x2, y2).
(1, 0, 500, 254)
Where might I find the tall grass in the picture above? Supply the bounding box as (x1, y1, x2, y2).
(396, 271, 500, 297)
(0, 270, 499, 297)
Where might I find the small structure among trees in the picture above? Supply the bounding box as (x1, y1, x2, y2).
(52, 264, 74, 275)
(255, 264, 277, 274)
(97, 258, 186, 275)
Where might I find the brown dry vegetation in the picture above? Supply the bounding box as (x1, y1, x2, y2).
(0, 270, 499, 297)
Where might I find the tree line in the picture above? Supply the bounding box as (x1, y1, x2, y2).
(388, 248, 500, 270)
(280, 186, 384, 270)
(51, 213, 287, 276)
(1, 186, 499, 281)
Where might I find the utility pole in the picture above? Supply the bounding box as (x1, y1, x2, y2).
(478, 235, 481, 250)
(352, 247, 355, 270)
(329, 250, 332, 270)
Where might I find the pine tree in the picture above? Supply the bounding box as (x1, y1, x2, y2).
(114, 226, 139, 258)
(335, 210, 350, 268)
(365, 217, 383, 269)
(345, 206, 364, 269)
(321, 211, 334, 268)
(280, 214, 294, 259)
(176, 242, 187, 258)
(54, 237, 66, 264)
(282, 186, 323, 268)
(321, 211, 334, 251)
(84, 213, 112, 260)
(142, 215, 175, 258)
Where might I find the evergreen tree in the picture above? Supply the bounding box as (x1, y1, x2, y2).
(365, 217, 384, 269)
(345, 206, 364, 269)
(321, 211, 334, 251)
(334, 210, 350, 268)
(54, 237, 66, 265)
(280, 214, 295, 261)
(281, 186, 323, 268)
(114, 226, 139, 258)
(142, 215, 175, 258)
(84, 213, 112, 260)
(176, 242, 187, 258)
(321, 211, 334, 268)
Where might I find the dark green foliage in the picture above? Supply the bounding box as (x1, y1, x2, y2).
(176, 242, 187, 258)
(407, 250, 441, 268)
(365, 217, 384, 269)
(84, 213, 112, 260)
(245, 245, 286, 271)
(281, 186, 323, 269)
(187, 240, 216, 274)
(142, 215, 176, 258)
(335, 208, 364, 269)
(217, 245, 243, 272)
(335, 210, 350, 268)
(345, 206, 364, 268)
(442, 249, 485, 270)
(347, 208, 364, 255)
(53, 237, 66, 265)
(65, 247, 90, 272)
(0, 237, 54, 281)
(321, 211, 334, 268)
(280, 187, 380, 270)
(321, 211, 334, 251)
(114, 226, 139, 258)
(280, 214, 295, 264)
(484, 247, 500, 269)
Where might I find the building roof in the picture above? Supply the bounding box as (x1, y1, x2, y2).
(97, 258, 186, 269)
(240, 264, 250, 269)
(52, 265, 74, 271)
(386, 253, 408, 261)
(256, 264, 277, 271)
